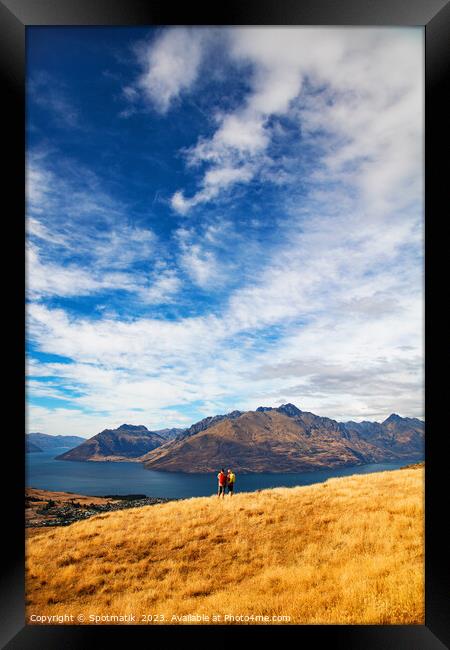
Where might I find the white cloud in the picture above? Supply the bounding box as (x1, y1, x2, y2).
(179, 244, 218, 289)
(134, 27, 208, 113)
(173, 224, 239, 290)
(27, 243, 106, 298)
(168, 27, 423, 214)
(139, 267, 182, 304)
(26, 239, 182, 304)
(170, 164, 254, 214)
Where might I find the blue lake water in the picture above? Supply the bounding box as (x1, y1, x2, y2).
(26, 448, 423, 499)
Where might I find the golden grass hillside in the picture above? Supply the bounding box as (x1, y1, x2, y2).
(26, 467, 424, 625)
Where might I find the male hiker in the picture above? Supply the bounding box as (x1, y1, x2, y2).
(227, 469, 236, 496)
(217, 468, 227, 498)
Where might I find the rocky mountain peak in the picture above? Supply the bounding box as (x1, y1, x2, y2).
(277, 403, 302, 417)
(256, 404, 302, 417)
(117, 424, 149, 432)
(383, 414, 402, 424)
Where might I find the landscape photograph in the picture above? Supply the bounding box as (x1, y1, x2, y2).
(26, 26, 424, 625)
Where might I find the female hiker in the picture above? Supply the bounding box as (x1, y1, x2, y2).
(227, 469, 236, 496)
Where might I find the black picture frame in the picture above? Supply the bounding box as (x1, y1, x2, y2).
(2, 0, 449, 647)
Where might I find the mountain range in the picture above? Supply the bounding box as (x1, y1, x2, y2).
(55, 425, 167, 461)
(55, 404, 424, 472)
(26, 439, 43, 453)
(26, 432, 85, 453)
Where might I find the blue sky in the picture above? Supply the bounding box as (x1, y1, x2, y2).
(26, 27, 424, 437)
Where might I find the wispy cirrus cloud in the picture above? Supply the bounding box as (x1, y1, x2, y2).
(28, 72, 82, 128)
(26, 151, 183, 305)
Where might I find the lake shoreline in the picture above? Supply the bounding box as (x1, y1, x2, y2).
(26, 487, 176, 529)
(50, 453, 424, 474)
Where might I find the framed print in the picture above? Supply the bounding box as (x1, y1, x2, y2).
(1, 0, 449, 647)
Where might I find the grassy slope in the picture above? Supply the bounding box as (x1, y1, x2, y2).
(26, 467, 424, 625)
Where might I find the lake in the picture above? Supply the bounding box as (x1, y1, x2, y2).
(26, 448, 423, 499)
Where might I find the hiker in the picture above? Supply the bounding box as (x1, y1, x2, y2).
(227, 469, 236, 496)
(217, 468, 227, 498)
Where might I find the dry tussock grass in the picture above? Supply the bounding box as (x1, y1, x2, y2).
(26, 467, 424, 624)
